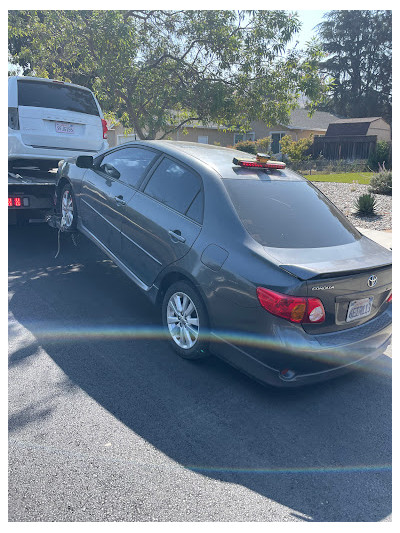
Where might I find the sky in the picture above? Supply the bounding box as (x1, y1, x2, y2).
(291, 10, 327, 48)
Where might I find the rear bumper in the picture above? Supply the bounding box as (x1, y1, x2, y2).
(8, 132, 108, 161)
(210, 308, 392, 387)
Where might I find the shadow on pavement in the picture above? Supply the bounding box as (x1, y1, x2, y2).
(9, 224, 392, 521)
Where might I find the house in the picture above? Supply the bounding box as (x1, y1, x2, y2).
(107, 108, 340, 150)
(249, 109, 340, 153)
(324, 117, 391, 141)
(311, 117, 391, 160)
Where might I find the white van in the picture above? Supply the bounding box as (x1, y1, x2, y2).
(8, 76, 109, 169)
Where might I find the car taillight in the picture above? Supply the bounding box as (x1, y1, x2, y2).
(101, 119, 108, 139)
(387, 292, 392, 303)
(256, 288, 325, 324)
(306, 298, 326, 323)
(8, 107, 19, 130)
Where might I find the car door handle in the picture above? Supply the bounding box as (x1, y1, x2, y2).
(168, 230, 186, 243)
(114, 195, 126, 206)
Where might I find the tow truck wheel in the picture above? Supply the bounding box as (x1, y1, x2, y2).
(60, 184, 77, 230)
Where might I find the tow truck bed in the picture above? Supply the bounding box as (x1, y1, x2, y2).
(8, 168, 57, 224)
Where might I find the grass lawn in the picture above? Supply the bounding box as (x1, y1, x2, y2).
(302, 172, 373, 184)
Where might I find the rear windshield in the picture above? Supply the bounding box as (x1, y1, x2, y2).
(224, 179, 359, 248)
(18, 80, 99, 116)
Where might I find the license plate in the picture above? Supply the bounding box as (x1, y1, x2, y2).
(346, 297, 373, 322)
(55, 122, 75, 134)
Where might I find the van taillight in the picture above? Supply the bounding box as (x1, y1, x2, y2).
(256, 288, 325, 324)
(101, 119, 108, 139)
(8, 107, 19, 130)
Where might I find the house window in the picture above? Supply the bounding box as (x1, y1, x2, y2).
(197, 135, 209, 144)
(270, 132, 286, 154)
(234, 132, 255, 145)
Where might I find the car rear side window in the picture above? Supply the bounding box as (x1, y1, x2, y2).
(99, 147, 157, 188)
(144, 158, 202, 220)
(17, 80, 99, 116)
(224, 179, 359, 248)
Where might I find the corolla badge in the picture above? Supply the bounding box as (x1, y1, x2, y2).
(368, 275, 377, 287)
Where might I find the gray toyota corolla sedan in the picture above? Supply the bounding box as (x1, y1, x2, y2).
(54, 141, 392, 387)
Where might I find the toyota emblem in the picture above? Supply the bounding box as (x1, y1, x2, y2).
(368, 275, 377, 287)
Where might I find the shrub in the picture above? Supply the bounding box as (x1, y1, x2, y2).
(367, 141, 392, 171)
(369, 168, 392, 195)
(233, 140, 257, 154)
(255, 137, 271, 154)
(354, 194, 377, 216)
(279, 134, 313, 162)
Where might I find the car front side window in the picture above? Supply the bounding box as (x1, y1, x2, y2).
(99, 147, 157, 188)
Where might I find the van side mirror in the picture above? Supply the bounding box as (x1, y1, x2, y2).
(76, 155, 94, 168)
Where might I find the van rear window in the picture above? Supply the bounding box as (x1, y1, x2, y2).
(18, 80, 99, 116)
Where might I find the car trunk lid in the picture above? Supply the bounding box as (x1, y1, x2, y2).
(263, 237, 392, 334)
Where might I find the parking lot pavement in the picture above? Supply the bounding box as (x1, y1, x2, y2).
(8, 224, 392, 522)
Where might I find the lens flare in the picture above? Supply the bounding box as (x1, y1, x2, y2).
(10, 321, 391, 377)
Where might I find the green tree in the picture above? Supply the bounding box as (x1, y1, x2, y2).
(9, 10, 329, 139)
(316, 10, 392, 122)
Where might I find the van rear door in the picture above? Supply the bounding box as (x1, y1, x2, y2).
(17, 79, 103, 153)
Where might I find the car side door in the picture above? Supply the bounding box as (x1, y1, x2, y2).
(79, 145, 159, 256)
(120, 156, 204, 287)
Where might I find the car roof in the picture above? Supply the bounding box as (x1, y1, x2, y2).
(122, 140, 305, 182)
(133, 139, 246, 159)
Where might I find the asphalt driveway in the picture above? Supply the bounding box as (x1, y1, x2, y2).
(8, 224, 392, 521)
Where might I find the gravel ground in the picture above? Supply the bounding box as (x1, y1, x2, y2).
(313, 182, 392, 231)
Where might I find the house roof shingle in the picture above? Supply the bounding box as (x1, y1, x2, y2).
(326, 122, 372, 136)
(283, 108, 340, 132)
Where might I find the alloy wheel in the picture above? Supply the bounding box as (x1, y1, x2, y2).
(61, 189, 74, 228)
(166, 291, 200, 349)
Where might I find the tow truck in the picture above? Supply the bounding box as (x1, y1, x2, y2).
(8, 164, 57, 225)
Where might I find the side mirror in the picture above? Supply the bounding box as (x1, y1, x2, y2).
(76, 155, 94, 168)
(103, 163, 121, 180)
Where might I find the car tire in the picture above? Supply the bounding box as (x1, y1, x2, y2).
(60, 183, 77, 230)
(162, 281, 210, 360)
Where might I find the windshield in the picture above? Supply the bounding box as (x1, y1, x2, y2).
(18, 80, 99, 116)
(224, 179, 360, 248)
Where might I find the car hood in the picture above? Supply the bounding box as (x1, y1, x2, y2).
(263, 235, 392, 280)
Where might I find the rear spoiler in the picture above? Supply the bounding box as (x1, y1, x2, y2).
(280, 261, 392, 281)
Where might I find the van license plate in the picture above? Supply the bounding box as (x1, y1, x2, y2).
(346, 297, 373, 322)
(55, 122, 75, 134)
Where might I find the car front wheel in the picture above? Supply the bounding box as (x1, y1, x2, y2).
(60, 183, 77, 230)
(162, 281, 209, 360)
